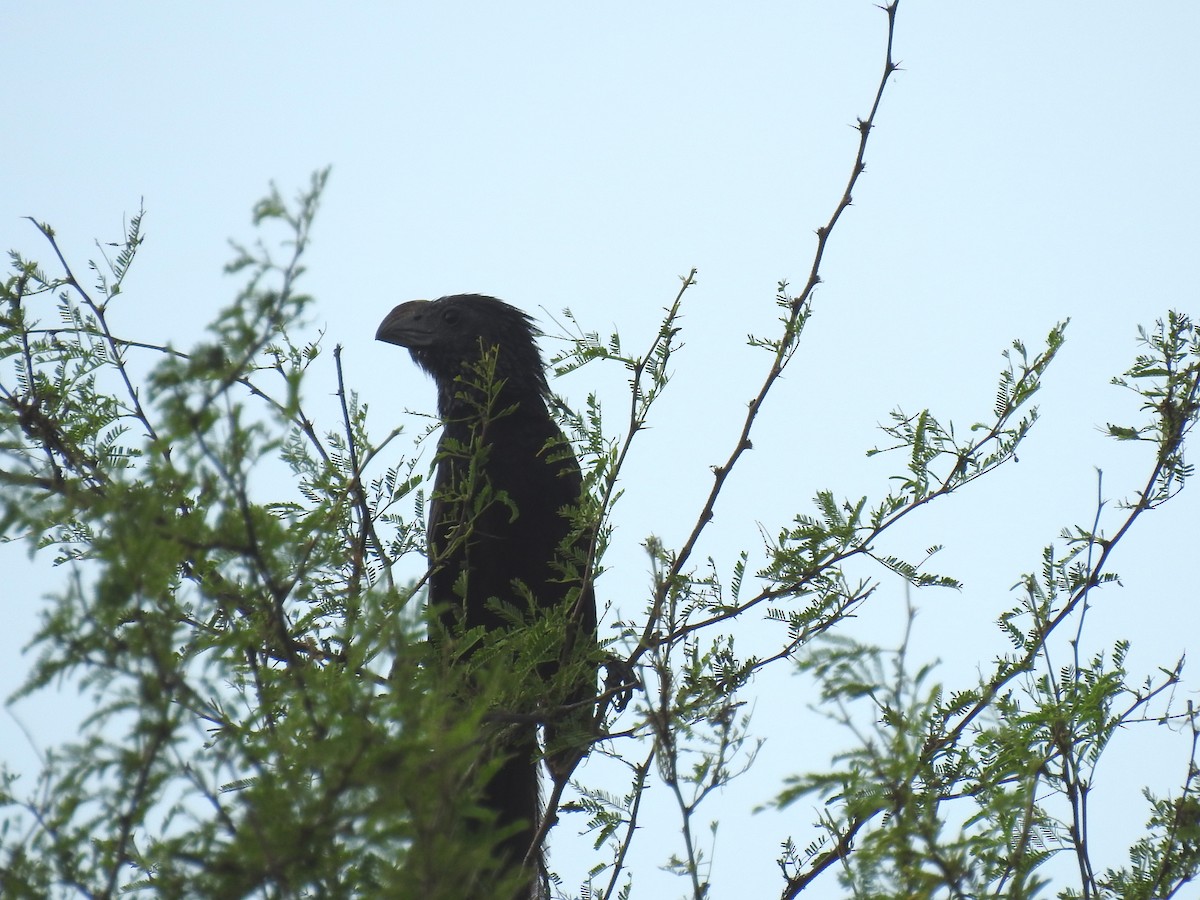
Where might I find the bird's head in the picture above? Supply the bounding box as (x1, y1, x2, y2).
(376, 294, 550, 405)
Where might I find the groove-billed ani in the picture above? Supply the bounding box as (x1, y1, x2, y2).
(376, 294, 597, 896)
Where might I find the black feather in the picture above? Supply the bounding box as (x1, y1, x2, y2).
(377, 294, 597, 897)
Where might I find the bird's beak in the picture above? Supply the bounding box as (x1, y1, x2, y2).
(376, 299, 433, 348)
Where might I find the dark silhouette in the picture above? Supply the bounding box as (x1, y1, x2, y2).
(376, 294, 597, 897)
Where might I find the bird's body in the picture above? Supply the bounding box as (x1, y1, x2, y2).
(377, 294, 597, 897)
(427, 367, 587, 640)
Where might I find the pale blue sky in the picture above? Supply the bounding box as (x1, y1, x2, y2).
(5, 3, 1199, 897)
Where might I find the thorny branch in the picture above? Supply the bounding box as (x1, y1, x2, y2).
(629, 1, 903, 670)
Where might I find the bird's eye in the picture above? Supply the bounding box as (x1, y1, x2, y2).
(442, 308, 461, 326)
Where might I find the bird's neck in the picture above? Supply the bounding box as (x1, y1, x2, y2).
(437, 378, 548, 426)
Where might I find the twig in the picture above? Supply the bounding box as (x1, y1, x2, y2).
(629, 0, 903, 671)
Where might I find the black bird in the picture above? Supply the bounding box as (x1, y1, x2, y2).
(376, 294, 597, 896)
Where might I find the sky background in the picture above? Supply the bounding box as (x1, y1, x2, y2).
(5, 3, 1199, 897)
